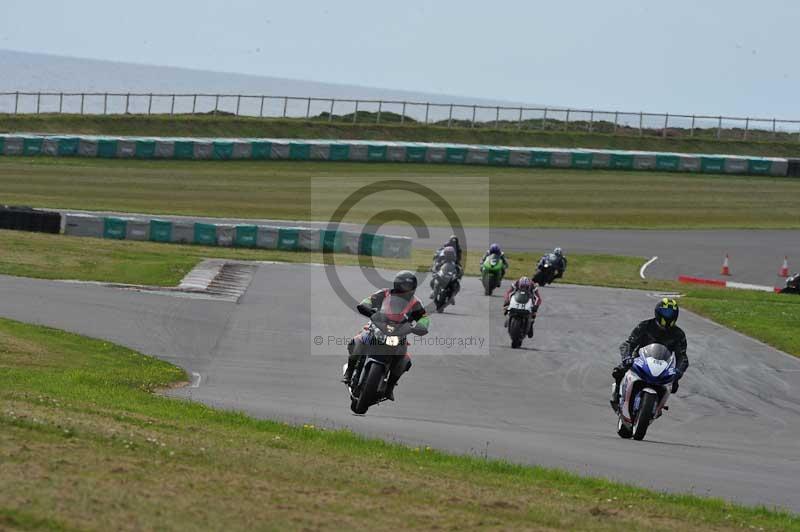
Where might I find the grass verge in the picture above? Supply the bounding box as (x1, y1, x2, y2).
(1, 158, 800, 228)
(3, 113, 800, 157)
(1, 229, 798, 357)
(0, 317, 797, 530)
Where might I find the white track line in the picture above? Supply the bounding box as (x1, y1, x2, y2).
(191, 372, 202, 388)
(639, 256, 659, 279)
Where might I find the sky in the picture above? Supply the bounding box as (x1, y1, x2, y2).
(1, 0, 798, 117)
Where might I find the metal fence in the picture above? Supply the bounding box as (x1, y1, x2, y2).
(2, 91, 800, 142)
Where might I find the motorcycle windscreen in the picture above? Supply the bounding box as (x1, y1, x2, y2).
(380, 294, 417, 322)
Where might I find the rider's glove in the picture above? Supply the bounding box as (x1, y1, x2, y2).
(622, 356, 635, 368)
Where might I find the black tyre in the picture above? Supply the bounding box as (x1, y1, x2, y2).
(617, 417, 632, 439)
(632, 393, 657, 441)
(508, 316, 524, 349)
(353, 363, 384, 415)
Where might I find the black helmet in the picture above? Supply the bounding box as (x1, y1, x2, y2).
(448, 235, 459, 245)
(654, 298, 679, 329)
(392, 270, 418, 295)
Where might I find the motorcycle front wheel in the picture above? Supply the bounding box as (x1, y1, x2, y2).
(508, 316, 524, 349)
(352, 364, 384, 415)
(632, 393, 657, 441)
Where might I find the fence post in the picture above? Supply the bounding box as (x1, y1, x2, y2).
(588, 110, 594, 132)
(663, 113, 669, 138)
(214, 94, 219, 116)
(260, 96, 266, 118)
(541, 108, 548, 130)
(564, 109, 570, 131)
(690, 115, 695, 137)
(171, 94, 176, 116)
(744, 118, 749, 140)
(471, 105, 477, 128)
(495, 106, 500, 129)
(80, 93, 85, 115)
(613, 111, 618, 134)
(305, 97, 311, 119)
(425, 102, 429, 124)
(353, 100, 358, 123)
(192, 94, 197, 115)
(376, 100, 382, 124)
(282, 96, 288, 118)
(58, 92, 63, 114)
(148, 93, 153, 115)
(717, 116, 722, 139)
(236, 95, 242, 116)
(36, 92, 40, 115)
(103, 93, 108, 115)
(329, 99, 334, 122)
(772, 118, 777, 139)
(448, 104, 453, 128)
(400, 102, 406, 124)
(638, 112, 643, 137)
(13, 91, 19, 115)
(125, 93, 130, 114)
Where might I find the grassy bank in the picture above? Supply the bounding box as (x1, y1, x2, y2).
(2, 229, 798, 357)
(2, 158, 800, 228)
(0, 317, 797, 531)
(3, 114, 800, 157)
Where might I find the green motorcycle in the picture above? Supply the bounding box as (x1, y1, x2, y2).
(481, 255, 505, 296)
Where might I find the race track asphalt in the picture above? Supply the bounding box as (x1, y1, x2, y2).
(2, 263, 799, 512)
(65, 210, 800, 286)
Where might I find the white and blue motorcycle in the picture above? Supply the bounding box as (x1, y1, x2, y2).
(614, 343, 678, 441)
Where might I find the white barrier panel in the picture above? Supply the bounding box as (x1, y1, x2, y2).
(256, 225, 279, 249)
(217, 225, 235, 247)
(125, 219, 150, 241)
(64, 214, 103, 238)
(171, 221, 193, 244)
(298, 228, 322, 251)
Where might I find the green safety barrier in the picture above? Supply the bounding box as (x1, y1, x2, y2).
(57, 137, 80, 156)
(174, 141, 195, 160)
(571, 152, 593, 169)
(406, 146, 427, 162)
(213, 142, 234, 160)
(367, 144, 387, 161)
(530, 151, 552, 167)
(23, 137, 43, 156)
(103, 217, 127, 239)
(149, 220, 172, 242)
(321, 229, 344, 253)
(289, 143, 310, 160)
(748, 159, 773, 174)
(0, 137, 4, 154)
(446, 147, 467, 163)
(277, 227, 300, 250)
(488, 149, 510, 165)
(251, 141, 271, 160)
(135, 140, 156, 159)
(656, 155, 680, 171)
(234, 225, 258, 247)
(193, 223, 217, 245)
(329, 144, 350, 161)
(98, 139, 118, 158)
(610, 153, 634, 169)
(359, 233, 384, 256)
(701, 157, 725, 173)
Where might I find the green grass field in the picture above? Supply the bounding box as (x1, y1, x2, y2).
(2, 229, 798, 357)
(2, 157, 800, 228)
(3, 113, 800, 157)
(1, 317, 797, 531)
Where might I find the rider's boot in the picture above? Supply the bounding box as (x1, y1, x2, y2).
(342, 342, 358, 384)
(610, 377, 621, 413)
(385, 374, 400, 401)
(527, 315, 536, 338)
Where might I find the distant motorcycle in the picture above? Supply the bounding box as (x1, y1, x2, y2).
(432, 262, 459, 313)
(780, 274, 799, 295)
(505, 290, 535, 349)
(481, 255, 504, 296)
(533, 253, 561, 286)
(344, 310, 425, 415)
(614, 344, 677, 441)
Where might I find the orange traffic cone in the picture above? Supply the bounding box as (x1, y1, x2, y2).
(721, 254, 731, 276)
(779, 256, 790, 278)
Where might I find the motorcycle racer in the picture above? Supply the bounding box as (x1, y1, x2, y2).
(480, 243, 509, 278)
(502, 276, 542, 338)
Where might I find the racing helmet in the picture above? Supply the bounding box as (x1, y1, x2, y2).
(489, 243, 501, 255)
(518, 276, 532, 291)
(553, 247, 563, 257)
(448, 235, 459, 246)
(392, 270, 418, 295)
(654, 298, 679, 329)
(441, 246, 457, 261)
